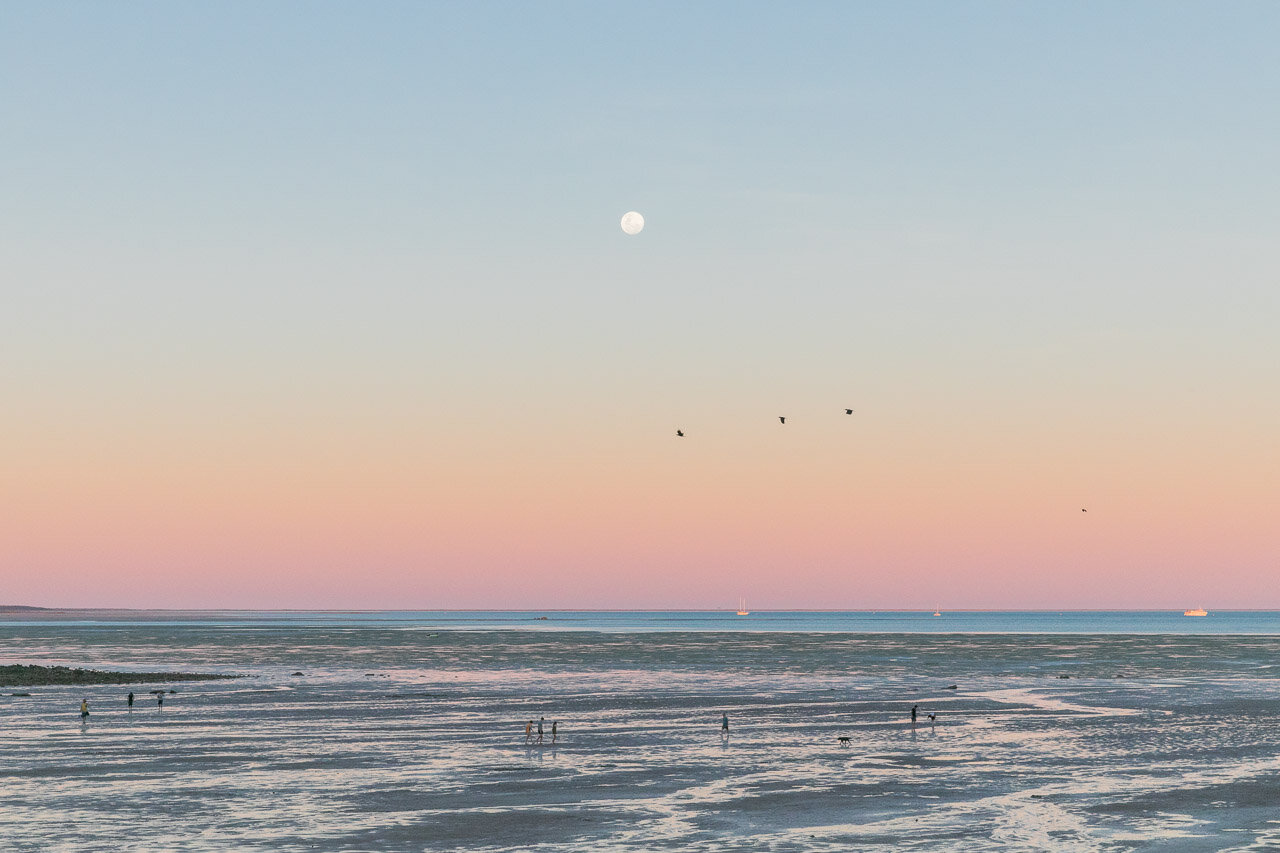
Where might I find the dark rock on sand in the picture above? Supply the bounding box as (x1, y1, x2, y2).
(0, 665, 240, 687)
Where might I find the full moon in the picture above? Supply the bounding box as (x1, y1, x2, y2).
(620, 211, 644, 235)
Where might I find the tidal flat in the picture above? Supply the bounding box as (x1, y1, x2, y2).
(2, 619, 1279, 851)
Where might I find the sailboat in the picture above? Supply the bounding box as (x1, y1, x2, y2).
(736, 598, 750, 616)
(932, 605, 941, 617)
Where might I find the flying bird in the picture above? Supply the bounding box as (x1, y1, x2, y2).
(845, 409, 853, 415)
(676, 430, 684, 437)
(779, 417, 786, 424)
(1081, 508, 1087, 512)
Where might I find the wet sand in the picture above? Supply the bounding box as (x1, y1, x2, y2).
(2, 627, 1280, 851)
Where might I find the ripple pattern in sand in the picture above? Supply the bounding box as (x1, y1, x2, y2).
(3, 629, 1280, 850)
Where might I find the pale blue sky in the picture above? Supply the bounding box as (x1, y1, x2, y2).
(6, 3, 1277, 361)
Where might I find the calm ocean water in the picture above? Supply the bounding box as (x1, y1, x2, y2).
(3, 611, 1280, 851)
(4, 609, 1279, 633)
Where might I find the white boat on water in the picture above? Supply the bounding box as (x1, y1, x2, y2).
(1183, 608, 1208, 617)
(736, 598, 750, 616)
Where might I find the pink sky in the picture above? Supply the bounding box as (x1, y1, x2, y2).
(5, 379, 1276, 608)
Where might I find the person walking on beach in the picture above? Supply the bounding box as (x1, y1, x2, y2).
(127, 692, 134, 708)
(721, 712, 729, 734)
(911, 705, 918, 725)
(157, 693, 164, 709)
(80, 699, 89, 720)
(551, 721, 558, 744)
(537, 717, 544, 744)
(525, 720, 533, 744)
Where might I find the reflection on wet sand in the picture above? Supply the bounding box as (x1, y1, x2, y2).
(2, 628, 1280, 850)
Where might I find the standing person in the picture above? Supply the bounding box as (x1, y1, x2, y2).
(910, 705, 917, 725)
(551, 721, 558, 744)
(80, 699, 89, 720)
(525, 720, 533, 744)
(127, 692, 134, 708)
(537, 717, 544, 744)
(721, 712, 729, 734)
(158, 693, 164, 709)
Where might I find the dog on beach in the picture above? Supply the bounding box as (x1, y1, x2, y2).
(837, 736, 850, 746)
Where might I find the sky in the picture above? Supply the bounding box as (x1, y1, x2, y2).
(2, 2, 1277, 610)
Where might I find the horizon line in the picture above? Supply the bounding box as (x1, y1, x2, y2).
(0, 606, 1260, 614)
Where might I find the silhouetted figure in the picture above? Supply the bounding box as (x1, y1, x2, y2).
(157, 694, 163, 709)
(80, 699, 89, 720)
(127, 692, 133, 708)
(928, 713, 936, 723)
(551, 721, 558, 744)
(676, 430, 683, 437)
(778, 417, 786, 424)
(525, 720, 533, 743)
(911, 705, 917, 725)
(721, 712, 729, 733)
(845, 409, 853, 414)
(537, 717, 544, 744)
